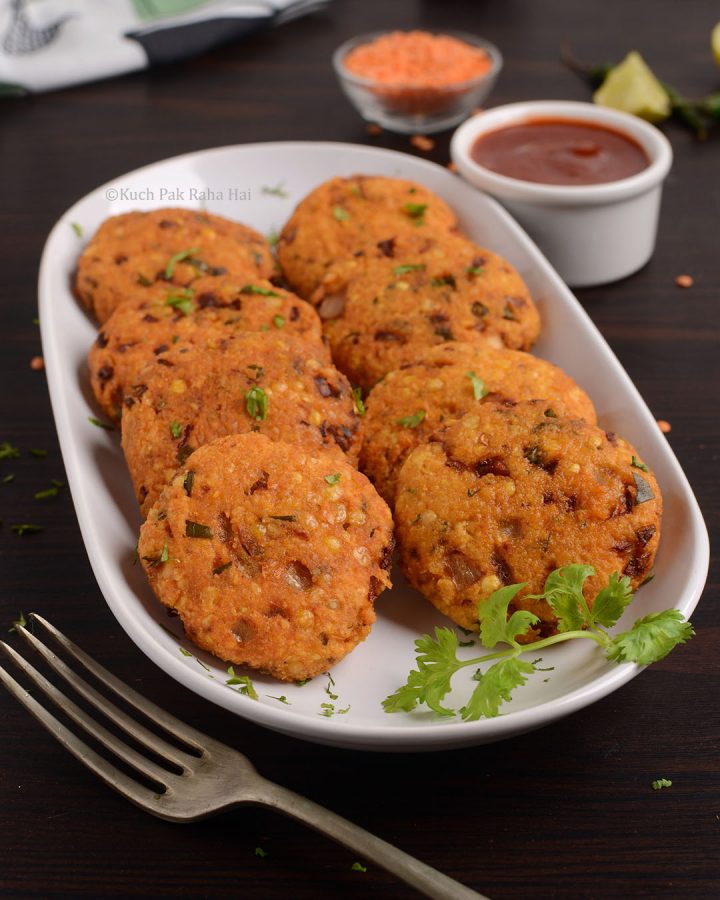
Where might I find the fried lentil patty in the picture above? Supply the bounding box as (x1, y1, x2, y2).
(89, 276, 326, 421)
(139, 433, 393, 681)
(277, 175, 458, 299)
(394, 400, 662, 639)
(75, 208, 275, 323)
(314, 234, 540, 391)
(360, 342, 596, 505)
(121, 332, 362, 515)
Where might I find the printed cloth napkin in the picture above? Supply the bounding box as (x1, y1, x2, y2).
(0, 0, 330, 94)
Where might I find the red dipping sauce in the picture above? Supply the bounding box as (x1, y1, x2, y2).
(470, 118, 650, 186)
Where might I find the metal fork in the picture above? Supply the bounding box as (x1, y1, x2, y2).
(0, 614, 487, 900)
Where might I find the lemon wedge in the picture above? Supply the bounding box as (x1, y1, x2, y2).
(593, 51, 671, 122)
(712, 22, 720, 66)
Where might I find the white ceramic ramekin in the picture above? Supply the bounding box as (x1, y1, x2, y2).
(450, 100, 673, 287)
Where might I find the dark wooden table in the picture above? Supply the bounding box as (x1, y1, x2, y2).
(1, 2, 718, 897)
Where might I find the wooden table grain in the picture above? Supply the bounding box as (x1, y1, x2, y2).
(1, 2, 718, 897)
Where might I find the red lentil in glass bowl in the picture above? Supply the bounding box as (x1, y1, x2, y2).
(333, 30, 503, 134)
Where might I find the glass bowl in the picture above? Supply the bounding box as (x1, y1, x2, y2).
(332, 30, 503, 135)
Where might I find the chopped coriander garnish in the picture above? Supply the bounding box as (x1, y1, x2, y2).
(383, 564, 693, 721)
(28, 448, 48, 457)
(170, 420, 183, 439)
(179, 647, 192, 657)
(396, 410, 425, 428)
(352, 387, 366, 417)
(165, 288, 195, 316)
(183, 470, 195, 496)
(34, 485, 61, 500)
(226, 666, 258, 699)
(403, 202, 427, 219)
(324, 473, 341, 485)
(502, 302, 520, 321)
(11, 523, 44, 536)
(70, 222, 83, 238)
(333, 205, 350, 221)
(393, 263, 426, 275)
(165, 247, 199, 279)
(351, 862, 368, 872)
(466, 370, 488, 401)
(295, 678, 312, 686)
(88, 416, 114, 431)
(267, 695, 290, 704)
(431, 275, 457, 288)
(466, 265, 484, 276)
(246, 386, 268, 422)
(254, 846, 269, 858)
(2, 473, 15, 484)
(631, 455, 649, 472)
(185, 520, 213, 539)
(212, 562, 232, 575)
(639, 573, 655, 587)
(268, 514, 297, 522)
(0, 442, 21, 459)
(267, 228, 279, 246)
(272, 314, 285, 329)
(159, 543, 169, 563)
(459, 639, 475, 647)
(241, 284, 282, 298)
(262, 182, 288, 198)
(137, 273, 154, 287)
(652, 778, 672, 791)
(8, 611, 27, 633)
(632, 472, 655, 504)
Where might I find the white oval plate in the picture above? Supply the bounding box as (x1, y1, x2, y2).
(38, 142, 709, 751)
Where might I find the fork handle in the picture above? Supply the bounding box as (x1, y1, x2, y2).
(249, 777, 488, 900)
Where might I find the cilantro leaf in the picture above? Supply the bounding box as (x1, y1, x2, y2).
(246, 386, 268, 421)
(352, 387, 366, 417)
(466, 370, 488, 401)
(591, 571, 634, 627)
(606, 610, 694, 665)
(226, 666, 258, 699)
(393, 264, 426, 275)
(165, 288, 195, 316)
(0, 442, 21, 459)
(333, 206, 350, 221)
(396, 410, 425, 428)
(539, 564, 595, 632)
(403, 202, 427, 219)
(461, 657, 535, 720)
(382, 627, 462, 716)
(476, 583, 536, 648)
(165, 247, 199, 279)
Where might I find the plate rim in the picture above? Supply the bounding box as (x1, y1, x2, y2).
(38, 140, 710, 751)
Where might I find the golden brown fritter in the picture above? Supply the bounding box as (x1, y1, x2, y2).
(139, 433, 393, 681)
(360, 342, 596, 505)
(121, 332, 362, 515)
(89, 276, 326, 421)
(314, 234, 540, 391)
(75, 208, 275, 323)
(277, 175, 458, 298)
(394, 400, 662, 639)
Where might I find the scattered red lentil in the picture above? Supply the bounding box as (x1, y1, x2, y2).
(657, 419, 672, 434)
(410, 134, 435, 152)
(344, 31, 492, 89)
(675, 274, 694, 288)
(366, 123, 383, 136)
(30, 356, 44, 371)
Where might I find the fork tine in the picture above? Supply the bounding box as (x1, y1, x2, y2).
(30, 614, 218, 754)
(0, 656, 161, 814)
(1, 641, 174, 790)
(16, 623, 197, 772)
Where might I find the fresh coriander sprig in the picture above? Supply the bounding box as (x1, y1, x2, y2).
(383, 564, 693, 721)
